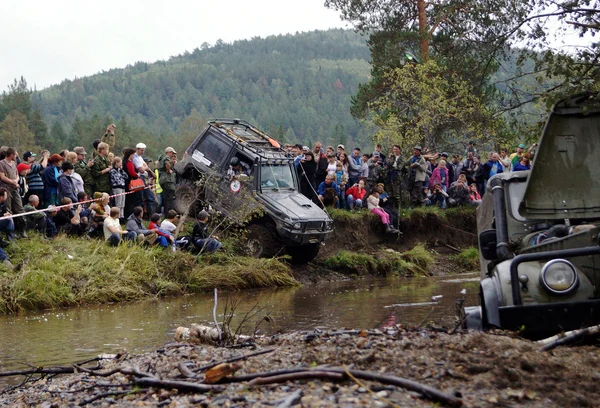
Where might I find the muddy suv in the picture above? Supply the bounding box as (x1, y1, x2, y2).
(174, 119, 333, 264)
(465, 92, 600, 338)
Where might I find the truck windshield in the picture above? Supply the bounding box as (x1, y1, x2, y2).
(260, 164, 296, 191)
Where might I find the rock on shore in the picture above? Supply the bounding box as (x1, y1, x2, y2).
(1, 328, 598, 407)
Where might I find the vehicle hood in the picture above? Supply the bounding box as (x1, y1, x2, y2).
(258, 191, 331, 221)
(519, 92, 600, 220)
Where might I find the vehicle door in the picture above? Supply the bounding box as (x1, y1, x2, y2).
(190, 127, 234, 202)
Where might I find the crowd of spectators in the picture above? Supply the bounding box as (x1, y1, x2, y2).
(0, 125, 221, 268)
(290, 140, 537, 233)
(0, 125, 536, 267)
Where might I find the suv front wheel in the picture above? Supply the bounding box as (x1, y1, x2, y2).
(246, 224, 283, 258)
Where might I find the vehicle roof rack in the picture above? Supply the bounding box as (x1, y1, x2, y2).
(209, 118, 289, 160)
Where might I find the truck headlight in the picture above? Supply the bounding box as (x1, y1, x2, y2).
(292, 222, 302, 230)
(540, 259, 578, 295)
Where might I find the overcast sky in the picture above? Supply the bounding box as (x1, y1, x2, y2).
(1, 0, 346, 90)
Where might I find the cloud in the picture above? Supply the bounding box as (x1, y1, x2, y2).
(0, 0, 345, 90)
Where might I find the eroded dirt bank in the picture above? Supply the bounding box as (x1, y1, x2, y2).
(2, 328, 597, 407)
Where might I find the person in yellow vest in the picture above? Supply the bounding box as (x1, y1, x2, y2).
(154, 164, 163, 214)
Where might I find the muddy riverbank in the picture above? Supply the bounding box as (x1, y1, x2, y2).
(2, 327, 598, 407)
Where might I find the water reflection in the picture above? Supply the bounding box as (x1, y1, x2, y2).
(0, 274, 478, 376)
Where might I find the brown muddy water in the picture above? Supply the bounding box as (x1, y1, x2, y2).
(0, 274, 479, 379)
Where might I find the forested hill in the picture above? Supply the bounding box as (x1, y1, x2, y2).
(32, 29, 372, 152)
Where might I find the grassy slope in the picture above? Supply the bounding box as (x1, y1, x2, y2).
(0, 235, 297, 314)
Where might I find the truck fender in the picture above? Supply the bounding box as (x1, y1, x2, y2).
(481, 277, 501, 328)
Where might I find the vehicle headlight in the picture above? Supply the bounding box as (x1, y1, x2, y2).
(540, 259, 579, 295)
(324, 221, 334, 231)
(292, 222, 302, 230)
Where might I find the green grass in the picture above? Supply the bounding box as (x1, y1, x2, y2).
(322, 244, 434, 277)
(0, 234, 297, 314)
(450, 246, 480, 271)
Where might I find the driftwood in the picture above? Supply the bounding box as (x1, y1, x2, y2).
(211, 365, 462, 407)
(0, 366, 75, 378)
(248, 370, 345, 385)
(537, 324, 600, 352)
(174, 324, 243, 346)
(193, 347, 276, 373)
(134, 377, 222, 393)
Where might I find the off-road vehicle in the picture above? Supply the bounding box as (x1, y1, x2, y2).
(465, 92, 600, 338)
(174, 119, 333, 264)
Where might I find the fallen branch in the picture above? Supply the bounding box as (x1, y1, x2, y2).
(320, 367, 463, 407)
(177, 362, 196, 378)
(134, 377, 223, 393)
(79, 389, 146, 406)
(217, 367, 321, 383)
(0, 366, 75, 378)
(343, 366, 401, 408)
(193, 348, 276, 373)
(538, 324, 600, 352)
(248, 370, 345, 385)
(275, 389, 303, 408)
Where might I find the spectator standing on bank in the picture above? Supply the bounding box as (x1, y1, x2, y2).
(42, 154, 63, 206)
(314, 142, 329, 186)
(0, 148, 27, 238)
(123, 148, 143, 218)
(348, 148, 362, 186)
(404, 145, 428, 208)
(91, 142, 112, 194)
(387, 145, 404, 210)
(158, 147, 177, 215)
(73, 146, 95, 197)
(110, 156, 127, 218)
(23, 150, 48, 204)
(57, 162, 79, 203)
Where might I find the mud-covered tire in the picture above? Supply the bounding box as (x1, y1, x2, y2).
(246, 224, 283, 258)
(287, 243, 320, 264)
(174, 181, 199, 215)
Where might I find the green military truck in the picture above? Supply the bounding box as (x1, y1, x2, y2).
(173, 119, 333, 264)
(465, 92, 600, 338)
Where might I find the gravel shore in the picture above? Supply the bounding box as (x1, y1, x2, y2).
(1, 326, 598, 407)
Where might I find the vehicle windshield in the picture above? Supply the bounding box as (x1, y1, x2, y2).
(260, 164, 296, 191)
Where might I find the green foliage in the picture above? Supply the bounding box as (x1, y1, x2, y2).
(31, 29, 372, 151)
(322, 244, 433, 277)
(369, 59, 501, 152)
(0, 234, 297, 314)
(450, 247, 480, 271)
(0, 111, 38, 153)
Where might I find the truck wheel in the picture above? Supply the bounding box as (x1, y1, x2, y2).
(174, 181, 199, 215)
(287, 244, 320, 264)
(246, 224, 283, 258)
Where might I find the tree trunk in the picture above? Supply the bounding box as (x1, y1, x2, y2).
(417, 0, 429, 60)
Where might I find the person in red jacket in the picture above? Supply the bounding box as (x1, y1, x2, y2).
(345, 179, 367, 210)
(123, 147, 143, 218)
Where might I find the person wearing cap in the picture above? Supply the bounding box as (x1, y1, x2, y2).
(0, 147, 28, 238)
(101, 124, 117, 151)
(510, 142, 538, 168)
(158, 147, 178, 215)
(191, 210, 222, 254)
(403, 145, 428, 208)
(91, 142, 112, 194)
(336, 144, 345, 159)
(73, 146, 95, 197)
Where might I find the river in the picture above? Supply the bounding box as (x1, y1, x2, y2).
(0, 274, 479, 377)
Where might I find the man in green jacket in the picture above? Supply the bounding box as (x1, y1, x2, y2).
(404, 145, 428, 208)
(91, 142, 112, 194)
(73, 146, 95, 197)
(158, 147, 177, 214)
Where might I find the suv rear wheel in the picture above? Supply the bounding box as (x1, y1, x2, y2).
(246, 224, 283, 258)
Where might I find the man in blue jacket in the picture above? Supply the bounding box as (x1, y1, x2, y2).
(317, 174, 340, 208)
(482, 152, 504, 194)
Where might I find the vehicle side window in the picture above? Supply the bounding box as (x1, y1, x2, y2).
(195, 130, 232, 168)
